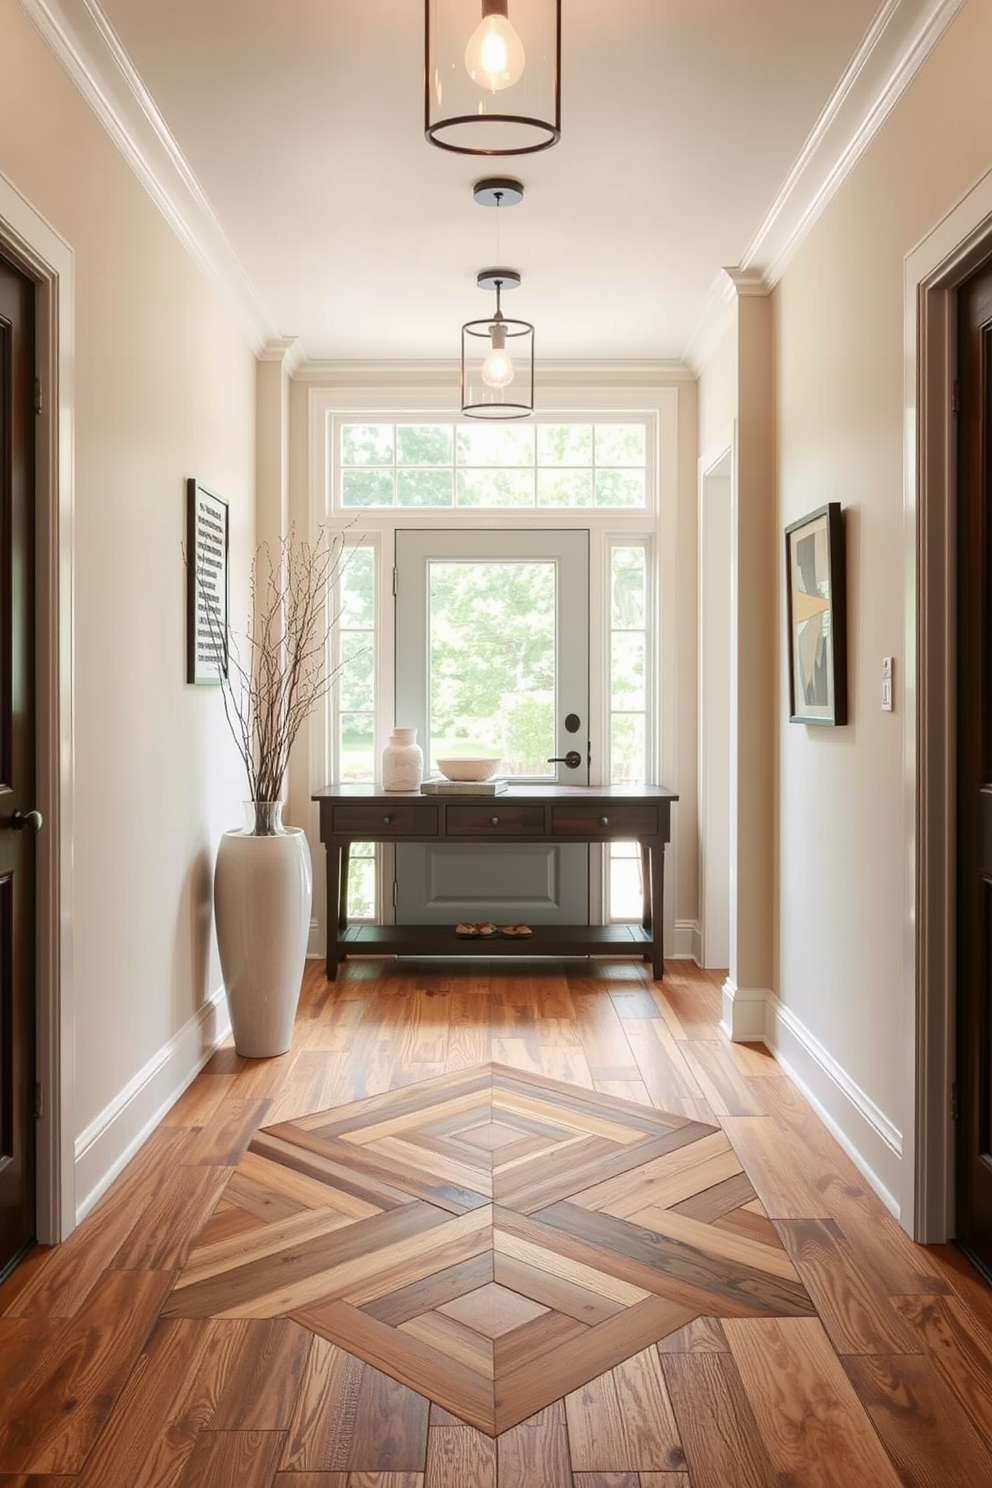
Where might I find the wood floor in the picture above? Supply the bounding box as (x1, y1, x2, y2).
(2, 955, 992, 1486)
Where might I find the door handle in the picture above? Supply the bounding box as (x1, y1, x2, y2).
(11, 808, 43, 832)
(547, 751, 582, 769)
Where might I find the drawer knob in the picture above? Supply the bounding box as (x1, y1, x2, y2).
(600, 815, 610, 826)
(490, 815, 501, 826)
(382, 814, 393, 825)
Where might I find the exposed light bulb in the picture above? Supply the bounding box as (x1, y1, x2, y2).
(481, 322, 514, 388)
(464, 4, 525, 93)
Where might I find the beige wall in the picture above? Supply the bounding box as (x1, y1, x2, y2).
(773, 0, 992, 1190)
(0, 2, 256, 1208)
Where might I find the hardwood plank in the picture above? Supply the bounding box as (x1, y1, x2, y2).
(345, 1364, 430, 1473)
(208, 1318, 313, 1429)
(491, 1308, 588, 1377)
(110, 1164, 232, 1272)
(776, 1218, 924, 1356)
(280, 1337, 366, 1472)
(625, 1205, 801, 1284)
(166, 1200, 469, 1320)
(425, 1423, 496, 1488)
(676, 1040, 765, 1116)
(346, 1476, 424, 1488)
(843, 1351, 992, 1487)
(639, 1475, 692, 1487)
(528, 1200, 814, 1318)
(496, 1399, 572, 1488)
(185, 1098, 273, 1167)
(492, 1251, 625, 1324)
(893, 1292, 992, 1442)
(572, 1131, 738, 1216)
(169, 1429, 286, 1488)
(501, 1128, 721, 1215)
(720, 1116, 835, 1219)
(623, 1018, 708, 1109)
(925, 1242, 992, 1333)
(0, 1268, 175, 1474)
(362, 1253, 494, 1327)
(611, 1346, 686, 1472)
(172, 1207, 355, 1293)
(670, 1171, 757, 1224)
(399, 1309, 496, 1379)
(724, 1317, 903, 1486)
(565, 1369, 633, 1471)
(660, 1351, 779, 1487)
(655, 1316, 728, 1353)
(572, 1477, 638, 1488)
(74, 1317, 251, 1488)
(273, 1475, 347, 1486)
(493, 1213, 651, 1307)
(438, 1279, 548, 1336)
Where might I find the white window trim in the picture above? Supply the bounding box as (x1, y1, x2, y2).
(307, 381, 680, 946)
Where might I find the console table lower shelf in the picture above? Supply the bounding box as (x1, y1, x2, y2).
(338, 922, 654, 961)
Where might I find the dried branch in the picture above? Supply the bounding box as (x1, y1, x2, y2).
(196, 524, 357, 828)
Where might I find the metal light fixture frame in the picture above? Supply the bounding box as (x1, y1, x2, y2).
(425, 0, 561, 157)
(461, 269, 535, 420)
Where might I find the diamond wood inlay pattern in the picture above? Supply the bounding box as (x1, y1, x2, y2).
(165, 1063, 815, 1434)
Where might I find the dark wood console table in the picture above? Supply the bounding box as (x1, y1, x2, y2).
(312, 783, 678, 981)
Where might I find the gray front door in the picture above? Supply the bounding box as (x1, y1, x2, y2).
(394, 529, 589, 926)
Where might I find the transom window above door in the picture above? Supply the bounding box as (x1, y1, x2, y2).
(334, 418, 650, 510)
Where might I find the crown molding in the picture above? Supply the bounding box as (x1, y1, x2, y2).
(17, 0, 280, 355)
(294, 356, 693, 388)
(260, 336, 305, 378)
(685, 0, 966, 374)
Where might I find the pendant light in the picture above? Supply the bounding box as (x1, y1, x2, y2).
(461, 179, 534, 419)
(425, 0, 561, 157)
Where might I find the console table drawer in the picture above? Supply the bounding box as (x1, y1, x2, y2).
(551, 804, 659, 838)
(446, 805, 546, 836)
(331, 804, 439, 837)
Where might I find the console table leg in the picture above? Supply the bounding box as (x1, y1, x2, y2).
(649, 841, 665, 980)
(325, 842, 343, 981)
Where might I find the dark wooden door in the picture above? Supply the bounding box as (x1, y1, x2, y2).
(0, 254, 37, 1282)
(956, 260, 992, 1278)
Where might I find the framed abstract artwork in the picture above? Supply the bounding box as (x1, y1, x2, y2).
(186, 478, 229, 685)
(785, 502, 847, 726)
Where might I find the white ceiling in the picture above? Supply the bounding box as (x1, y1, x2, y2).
(30, 0, 962, 367)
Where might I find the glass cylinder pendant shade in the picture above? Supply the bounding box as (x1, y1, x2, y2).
(426, 0, 561, 156)
(461, 282, 534, 419)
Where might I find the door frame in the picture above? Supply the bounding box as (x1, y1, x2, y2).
(905, 165, 992, 1242)
(0, 171, 75, 1243)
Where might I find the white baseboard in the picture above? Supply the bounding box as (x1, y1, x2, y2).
(73, 986, 231, 1223)
(720, 978, 770, 1042)
(671, 919, 698, 959)
(765, 996, 903, 1217)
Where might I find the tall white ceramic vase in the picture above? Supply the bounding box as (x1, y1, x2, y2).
(213, 803, 312, 1058)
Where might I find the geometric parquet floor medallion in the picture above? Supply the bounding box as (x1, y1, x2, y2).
(165, 1063, 815, 1435)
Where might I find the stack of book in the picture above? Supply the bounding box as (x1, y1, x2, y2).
(420, 778, 508, 795)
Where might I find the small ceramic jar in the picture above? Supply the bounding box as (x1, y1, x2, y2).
(382, 726, 424, 791)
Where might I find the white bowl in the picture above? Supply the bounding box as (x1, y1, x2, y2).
(436, 756, 501, 782)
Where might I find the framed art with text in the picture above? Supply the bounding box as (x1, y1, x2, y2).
(186, 478, 229, 685)
(785, 501, 847, 726)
